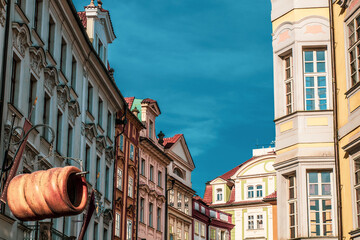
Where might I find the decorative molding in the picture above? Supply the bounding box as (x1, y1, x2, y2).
(12, 22, 32, 57)
(85, 123, 97, 142)
(103, 209, 112, 226)
(0, 1, 5, 27)
(105, 146, 114, 164)
(96, 135, 106, 153)
(23, 145, 38, 169)
(29, 46, 46, 77)
(56, 85, 71, 111)
(68, 100, 80, 125)
(43, 67, 59, 95)
(38, 157, 52, 170)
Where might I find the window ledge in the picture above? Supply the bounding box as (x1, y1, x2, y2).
(59, 70, 69, 84)
(86, 110, 95, 122)
(69, 86, 78, 99)
(345, 81, 360, 98)
(31, 28, 44, 47)
(350, 228, 360, 237)
(15, 4, 29, 24)
(46, 51, 57, 66)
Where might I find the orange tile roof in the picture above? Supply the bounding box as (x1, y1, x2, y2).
(203, 184, 213, 204)
(125, 97, 135, 109)
(163, 134, 183, 149)
(264, 191, 277, 200)
(77, 11, 87, 29)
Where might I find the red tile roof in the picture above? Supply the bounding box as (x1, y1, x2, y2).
(203, 184, 213, 204)
(77, 11, 87, 29)
(163, 134, 183, 149)
(228, 187, 236, 204)
(125, 97, 135, 109)
(142, 98, 157, 104)
(264, 191, 277, 200)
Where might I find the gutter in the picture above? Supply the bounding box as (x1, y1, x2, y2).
(328, 1, 343, 239)
(135, 149, 140, 240)
(0, 0, 12, 151)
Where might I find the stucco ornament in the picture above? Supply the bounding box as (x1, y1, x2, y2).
(29, 47, 46, 77)
(68, 100, 80, 125)
(105, 146, 114, 164)
(96, 136, 106, 153)
(12, 22, 32, 57)
(43, 67, 59, 95)
(85, 123, 97, 142)
(56, 85, 71, 110)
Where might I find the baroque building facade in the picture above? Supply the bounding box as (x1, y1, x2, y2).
(0, 0, 126, 239)
(203, 148, 277, 240)
(270, 0, 338, 238)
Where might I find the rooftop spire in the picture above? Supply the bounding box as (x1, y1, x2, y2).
(97, 0, 102, 8)
(88, 0, 95, 7)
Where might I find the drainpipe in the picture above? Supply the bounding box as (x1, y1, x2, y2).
(135, 147, 140, 240)
(328, 1, 342, 239)
(164, 168, 168, 240)
(0, 0, 12, 149)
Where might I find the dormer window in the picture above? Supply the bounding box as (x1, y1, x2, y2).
(174, 168, 183, 179)
(248, 186, 254, 198)
(216, 188, 223, 201)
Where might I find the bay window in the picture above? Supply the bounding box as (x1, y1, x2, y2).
(303, 50, 328, 111)
(308, 171, 333, 236)
(284, 54, 293, 114)
(289, 175, 297, 238)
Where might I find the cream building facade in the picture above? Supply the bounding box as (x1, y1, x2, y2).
(270, 0, 338, 239)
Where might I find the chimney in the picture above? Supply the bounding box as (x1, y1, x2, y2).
(132, 107, 140, 118)
(158, 131, 165, 145)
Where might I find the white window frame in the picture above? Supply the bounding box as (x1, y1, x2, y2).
(117, 168, 122, 190)
(247, 185, 254, 199)
(257, 215, 263, 229)
(284, 54, 294, 114)
(216, 188, 223, 201)
(130, 143, 134, 161)
(115, 212, 121, 237)
(288, 175, 297, 238)
(303, 49, 328, 111)
(256, 185, 263, 198)
(248, 215, 254, 230)
(128, 176, 133, 198)
(126, 219, 132, 240)
(347, 13, 360, 88)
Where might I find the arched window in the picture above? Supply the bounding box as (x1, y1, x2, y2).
(248, 186, 254, 198)
(174, 168, 183, 179)
(256, 185, 263, 197)
(216, 188, 223, 201)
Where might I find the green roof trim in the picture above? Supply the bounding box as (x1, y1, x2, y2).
(131, 99, 143, 121)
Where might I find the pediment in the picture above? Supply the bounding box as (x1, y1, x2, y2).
(210, 178, 228, 185)
(235, 157, 275, 178)
(168, 136, 195, 169)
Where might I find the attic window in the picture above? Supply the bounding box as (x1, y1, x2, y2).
(174, 168, 183, 179)
(216, 188, 223, 201)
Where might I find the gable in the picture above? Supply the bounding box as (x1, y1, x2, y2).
(172, 141, 188, 163)
(210, 178, 228, 185)
(237, 158, 275, 177)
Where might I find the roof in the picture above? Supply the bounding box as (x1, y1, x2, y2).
(125, 97, 135, 109)
(216, 156, 255, 181)
(163, 134, 183, 149)
(142, 98, 157, 104)
(203, 184, 213, 204)
(228, 187, 236, 204)
(77, 11, 87, 29)
(264, 191, 277, 200)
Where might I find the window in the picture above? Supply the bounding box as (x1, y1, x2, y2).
(220, 231, 226, 240)
(169, 189, 174, 207)
(119, 135, 124, 151)
(130, 144, 134, 161)
(149, 203, 153, 227)
(210, 228, 216, 240)
(17, 0, 26, 12)
(303, 50, 327, 111)
(149, 120, 153, 139)
(248, 215, 254, 230)
(85, 146, 90, 181)
(96, 157, 100, 190)
(157, 207, 161, 231)
(200, 224, 205, 237)
(115, 213, 120, 237)
(105, 166, 109, 199)
(28, 75, 37, 123)
(158, 171, 162, 187)
(98, 98, 103, 127)
(71, 56, 77, 90)
(60, 38, 67, 73)
(98, 38, 104, 60)
(355, 159, 360, 226)
(48, 16, 55, 56)
(177, 227, 182, 240)
(103, 228, 108, 240)
(257, 215, 263, 229)
(256, 185, 263, 197)
(56, 111, 63, 154)
(10, 55, 20, 106)
(107, 111, 112, 138)
(94, 222, 98, 240)
(128, 176, 133, 198)
(140, 198, 144, 223)
(87, 83, 93, 113)
(117, 168, 122, 190)
(43, 93, 51, 140)
(308, 171, 332, 236)
(194, 221, 199, 235)
(34, 0, 43, 34)
(184, 196, 189, 214)
(141, 159, 145, 176)
(126, 219, 132, 240)
(67, 125, 73, 158)
(348, 16, 360, 86)
(177, 192, 182, 210)
(284, 54, 293, 114)
(247, 186, 254, 198)
(216, 188, 223, 201)
(174, 168, 183, 179)
(150, 165, 154, 181)
(289, 175, 297, 238)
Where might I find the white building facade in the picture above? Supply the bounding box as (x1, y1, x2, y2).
(0, 0, 125, 239)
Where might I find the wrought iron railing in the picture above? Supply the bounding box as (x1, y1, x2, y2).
(23, 224, 71, 240)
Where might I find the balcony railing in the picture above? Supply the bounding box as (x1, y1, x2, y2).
(24, 224, 71, 240)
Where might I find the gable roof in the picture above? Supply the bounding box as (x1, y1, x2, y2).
(125, 97, 135, 109)
(203, 184, 213, 204)
(77, 11, 87, 29)
(214, 156, 256, 181)
(164, 134, 195, 169)
(163, 134, 182, 149)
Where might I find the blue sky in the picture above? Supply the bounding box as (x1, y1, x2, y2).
(75, 0, 275, 197)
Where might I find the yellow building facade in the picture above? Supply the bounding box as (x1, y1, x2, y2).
(332, 0, 360, 239)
